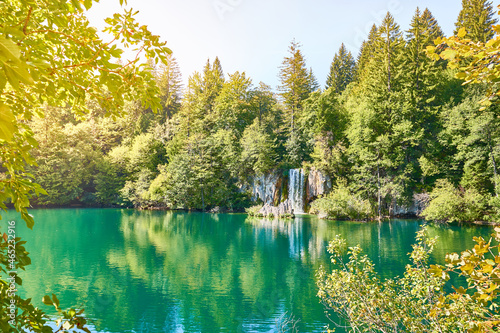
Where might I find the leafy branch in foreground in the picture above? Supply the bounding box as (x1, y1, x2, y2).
(0, 0, 171, 228)
(427, 4, 500, 109)
(317, 227, 500, 332)
(0, 0, 171, 332)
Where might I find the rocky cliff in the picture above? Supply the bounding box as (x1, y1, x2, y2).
(250, 168, 331, 214)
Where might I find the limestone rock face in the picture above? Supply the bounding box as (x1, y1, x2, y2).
(392, 193, 429, 217)
(252, 172, 280, 205)
(250, 168, 331, 214)
(306, 168, 332, 201)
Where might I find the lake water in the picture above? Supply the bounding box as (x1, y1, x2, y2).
(2, 209, 495, 332)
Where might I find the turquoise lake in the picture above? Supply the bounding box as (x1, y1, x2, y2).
(1, 209, 495, 332)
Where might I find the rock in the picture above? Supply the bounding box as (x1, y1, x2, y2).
(252, 172, 280, 205)
(249, 168, 331, 214)
(209, 206, 220, 213)
(306, 168, 332, 201)
(258, 199, 294, 218)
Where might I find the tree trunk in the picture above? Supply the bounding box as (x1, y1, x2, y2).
(488, 139, 498, 196)
(201, 186, 205, 211)
(377, 162, 382, 220)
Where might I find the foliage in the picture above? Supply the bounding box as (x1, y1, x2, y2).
(429, 4, 500, 108)
(245, 205, 263, 216)
(454, 0, 498, 43)
(325, 43, 356, 93)
(94, 158, 127, 206)
(240, 120, 278, 176)
(421, 179, 487, 223)
(310, 182, 373, 220)
(0, 0, 171, 332)
(278, 40, 314, 132)
(317, 227, 500, 332)
(0, 0, 170, 227)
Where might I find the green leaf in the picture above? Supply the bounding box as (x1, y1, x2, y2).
(3, 27, 25, 39)
(52, 293, 60, 307)
(42, 295, 53, 305)
(21, 211, 35, 229)
(0, 104, 16, 142)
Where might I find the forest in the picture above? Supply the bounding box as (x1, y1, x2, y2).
(4, 0, 500, 332)
(19, 0, 500, 224)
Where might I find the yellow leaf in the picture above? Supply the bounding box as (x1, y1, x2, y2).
(458, 27, 467, 38)
(482, 264, 493, 273)
(3, 62, 34, 87)
(461, 263, 474, 274)
(0, 35, 21, 62)
(0, 103, 16, 142)
(485, 283, 497, 293)
(486, 38, 497, 48)
(441, 48, 457, 61)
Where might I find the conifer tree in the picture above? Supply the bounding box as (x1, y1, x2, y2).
(373, 13, 404, 94)
(309, 67, 320, 92)
(404, 7, 444, 109)
(455, 0, 497, 42)
(348, 13, 406, 219)
(156, 54, 183, 122)
(202, 57, 225, 114)
(355, 25, 378, 81)
(180, 58, 225, 136)
(326, 43, 356, 93)
(278, 40, 313, 132)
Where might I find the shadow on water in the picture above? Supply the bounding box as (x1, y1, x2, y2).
(2, 209, 494, 332)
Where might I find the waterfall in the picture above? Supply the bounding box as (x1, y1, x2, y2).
(288, 168, 306, 214)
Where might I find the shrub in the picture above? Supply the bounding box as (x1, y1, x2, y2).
(421, 179, 487, 223)
(310, 182, 373, 220)
(420, 179, 463, 222)
(245, 205, 263, 217)
(317, 227, 500, 332)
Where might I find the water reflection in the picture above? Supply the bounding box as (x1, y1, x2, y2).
(2, 209, 494, 333)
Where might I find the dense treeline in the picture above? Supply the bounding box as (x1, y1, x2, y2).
(30, 1, 500, 222)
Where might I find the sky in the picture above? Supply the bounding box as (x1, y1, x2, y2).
(86, 0, 465, 91)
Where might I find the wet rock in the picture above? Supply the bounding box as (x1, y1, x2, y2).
(307, 168, 332, 202)
(259, 199, 294, 218)
(252, 172, 280, 205)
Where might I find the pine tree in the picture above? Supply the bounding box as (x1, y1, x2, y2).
(355, 25, 378, 81)
(348, 12, 406, 219)
(156, 54, 183, 122)
(202, 57, 225, 114)
(404, 7, 444, 109)
(455, 0, 497, 42)
(373, 13, 404, 94)
(278, 40, 313, 132)
(326, 43, 356, 93)
(421, 8, 444, 38)
(308, 67, 320, 92)
(180, 57, 225, 136)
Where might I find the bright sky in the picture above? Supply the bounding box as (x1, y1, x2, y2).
(87, 0, 464, 91)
